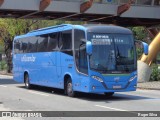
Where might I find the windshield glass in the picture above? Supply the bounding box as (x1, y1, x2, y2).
(89, 33, 136, 74)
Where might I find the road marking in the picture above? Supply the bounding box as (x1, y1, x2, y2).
(0, 85, 7, 88)
(95, 105, 127, 111)
(25, 110, 33, 111)
(95, 105, 138, 116)
(29, 91, 49, 97)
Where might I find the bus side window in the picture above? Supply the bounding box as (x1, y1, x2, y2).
(48, 33, 58, 51)
(27, 37, 32, 53)
(37, 34, 48, 52)
(58, 32, 63, 49)
(79, 45, 88, 74)
(20, 38, 28, 53)
(60, 30, 72, 50)
(14, 40, 20, 54)
(27, 36, 38, 53)
(74, 29, 88, 74)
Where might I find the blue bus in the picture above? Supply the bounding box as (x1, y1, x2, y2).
(13, 24, 148, 97)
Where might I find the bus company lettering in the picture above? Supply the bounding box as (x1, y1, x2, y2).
(21, 55, 36, 62)
(92, 39, 112, 45)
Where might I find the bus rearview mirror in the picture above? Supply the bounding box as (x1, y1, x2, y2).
(86, 41, 92, 55)
(142, 42, 148, 55)
(135, 40, 148, 55)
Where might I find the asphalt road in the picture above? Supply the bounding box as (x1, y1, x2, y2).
(0, 74, 160, 120)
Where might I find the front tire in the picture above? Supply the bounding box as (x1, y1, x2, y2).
(24, 74, 31, 89)
(66, 78, 75, 97)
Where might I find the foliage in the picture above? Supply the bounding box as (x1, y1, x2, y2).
(0, 60, 7, 71)
(0, 19, 28, 72)
(136, 48, 143, 60)
(129, 27, 148, 42)
(150, 64, 160, 81)
(0, 45, 4, 53)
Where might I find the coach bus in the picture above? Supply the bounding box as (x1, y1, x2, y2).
(13, 24, 148, 97)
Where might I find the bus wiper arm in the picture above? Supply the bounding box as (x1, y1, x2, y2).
(91, 68, 107, 72)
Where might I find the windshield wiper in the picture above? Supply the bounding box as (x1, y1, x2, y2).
(91, 67, 107, 73)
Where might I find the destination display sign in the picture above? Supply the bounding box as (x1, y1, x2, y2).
(90, 34, 129, 45)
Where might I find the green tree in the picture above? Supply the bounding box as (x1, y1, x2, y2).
(0, 19, 43, 72)
(130, 27, 148, 42)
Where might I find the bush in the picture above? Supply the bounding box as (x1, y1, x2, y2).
(136, 48, 143, 59)
(0, 60, 7, 71)
(150, 64, 160, 81)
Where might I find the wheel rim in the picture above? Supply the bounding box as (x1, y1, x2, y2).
(67, 83, 73, 95)
(25, 76, 29, 87)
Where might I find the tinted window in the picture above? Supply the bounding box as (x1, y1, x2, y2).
(74, 29, 87, 74)
(20, 38, 28, 53)
(60, 30, 72, 50)
(37, 34, 48, 52)
(74, 29, 85, 49)
(14, 40, 21, 54)
(48, 33, 58, 51)
(27, 36, 38, 53)
(79, 45, 88, 74)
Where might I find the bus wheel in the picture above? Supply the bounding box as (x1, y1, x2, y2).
(24, 74, 31, 89)
(104, 92, 114, 97)
(66, 78, 75, 97)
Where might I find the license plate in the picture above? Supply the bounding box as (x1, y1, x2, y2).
(113, 85, 122, 89)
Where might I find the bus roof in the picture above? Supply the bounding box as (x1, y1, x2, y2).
(14, 24, 73, 39)
(83, 24, 132, 34)
(14, 24, 132, 40)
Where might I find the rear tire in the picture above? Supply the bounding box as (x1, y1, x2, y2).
(104, 92, 114, 97)
(24, 73, 31, 89)
(66, 78, 75, 97)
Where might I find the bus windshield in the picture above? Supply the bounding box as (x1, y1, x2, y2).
(88, 33, 136, 74)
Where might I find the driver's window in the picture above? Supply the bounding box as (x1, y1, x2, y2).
(79, 45, 88, 74)
(74, 29, 88, 75)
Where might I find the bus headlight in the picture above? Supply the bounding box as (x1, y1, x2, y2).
(92, 76, 103, 82)
(129, 75, 137, 82)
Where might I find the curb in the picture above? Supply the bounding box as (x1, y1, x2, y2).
(0, 72, 13, 76)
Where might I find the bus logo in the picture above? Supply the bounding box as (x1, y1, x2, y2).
(114, 77, 120, 83)
(21, 55, 36, 62)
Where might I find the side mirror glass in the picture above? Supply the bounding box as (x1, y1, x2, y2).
(86, 41, 92, 55)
